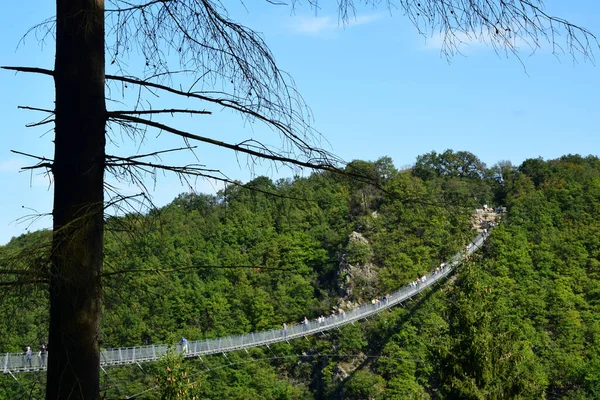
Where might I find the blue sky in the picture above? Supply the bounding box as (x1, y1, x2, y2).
(1, 1, 599, 245)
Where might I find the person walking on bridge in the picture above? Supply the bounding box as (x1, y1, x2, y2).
(179, 337, 188, 353)
(39, 344, 47, 369)
(24, 346, 33, 369)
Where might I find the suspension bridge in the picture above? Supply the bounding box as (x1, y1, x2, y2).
(2, 232, 488, 375)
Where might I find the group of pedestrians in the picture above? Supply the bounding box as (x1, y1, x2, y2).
(409, 275, 427, 289)
(371, 294, 391, 307)
(433, 263, 446, 275)
(23, 343, 47, 370)
(285, 308, 348, 336)
(408, 261, 453, 290)
(282, 317, 312, 336)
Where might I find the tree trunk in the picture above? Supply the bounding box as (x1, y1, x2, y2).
(47, 0, 105, 398)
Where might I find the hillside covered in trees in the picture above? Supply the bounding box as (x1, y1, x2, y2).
(1, 151, 599, 399)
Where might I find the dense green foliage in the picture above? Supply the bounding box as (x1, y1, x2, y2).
(1, 152, 599, 399)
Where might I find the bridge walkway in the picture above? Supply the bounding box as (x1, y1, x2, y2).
(2, 232, 488, 374)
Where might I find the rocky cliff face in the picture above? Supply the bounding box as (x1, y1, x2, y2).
(336, 231, 379, 309)
(472, 208, 501, 231)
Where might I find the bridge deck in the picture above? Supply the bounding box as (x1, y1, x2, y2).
(3, 233, 487, 374)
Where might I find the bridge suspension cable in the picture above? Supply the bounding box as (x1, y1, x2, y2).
(2, 232, 488, 374)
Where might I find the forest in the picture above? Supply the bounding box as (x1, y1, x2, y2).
(1, 150, 599, 399)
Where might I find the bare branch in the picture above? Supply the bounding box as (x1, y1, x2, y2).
(1, 65, 54, 76)
(18, 105, 55, 114)
(21, 163, 54, 171)
(124, 146, 199, 160)
(103, 192, 146, 211)
(372, 0, 600, 61)
(103, 0, 329, 166)
(105, 0, 175, 13)
(107, 154, 220, 174)
(18, 16, 56, 51)
(0, 280, 49, 287)
(105, 73, 329, 159)
(102, 263, 299, 278)
(27, 118, 55, 128)
(108, 113, 338, 171)
(108, 108, 211, 116)
(105, 152, 332, 207)
(11, 149, 53, 163)
(105, 115, 417, 201)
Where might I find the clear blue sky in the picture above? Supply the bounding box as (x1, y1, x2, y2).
(1, 1, 599, 245)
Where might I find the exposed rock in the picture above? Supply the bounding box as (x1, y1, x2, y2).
(332, 363, 348, 382)
(337, 231, 379, 306)
(472, 208, 502, 231)
(348, 231, 369, 244)
(331, 355, 366, 383)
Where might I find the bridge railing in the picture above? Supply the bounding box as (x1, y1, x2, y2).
(2, 232, 487, 373)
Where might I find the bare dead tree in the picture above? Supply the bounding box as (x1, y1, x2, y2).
(0, 0, 598, 399)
